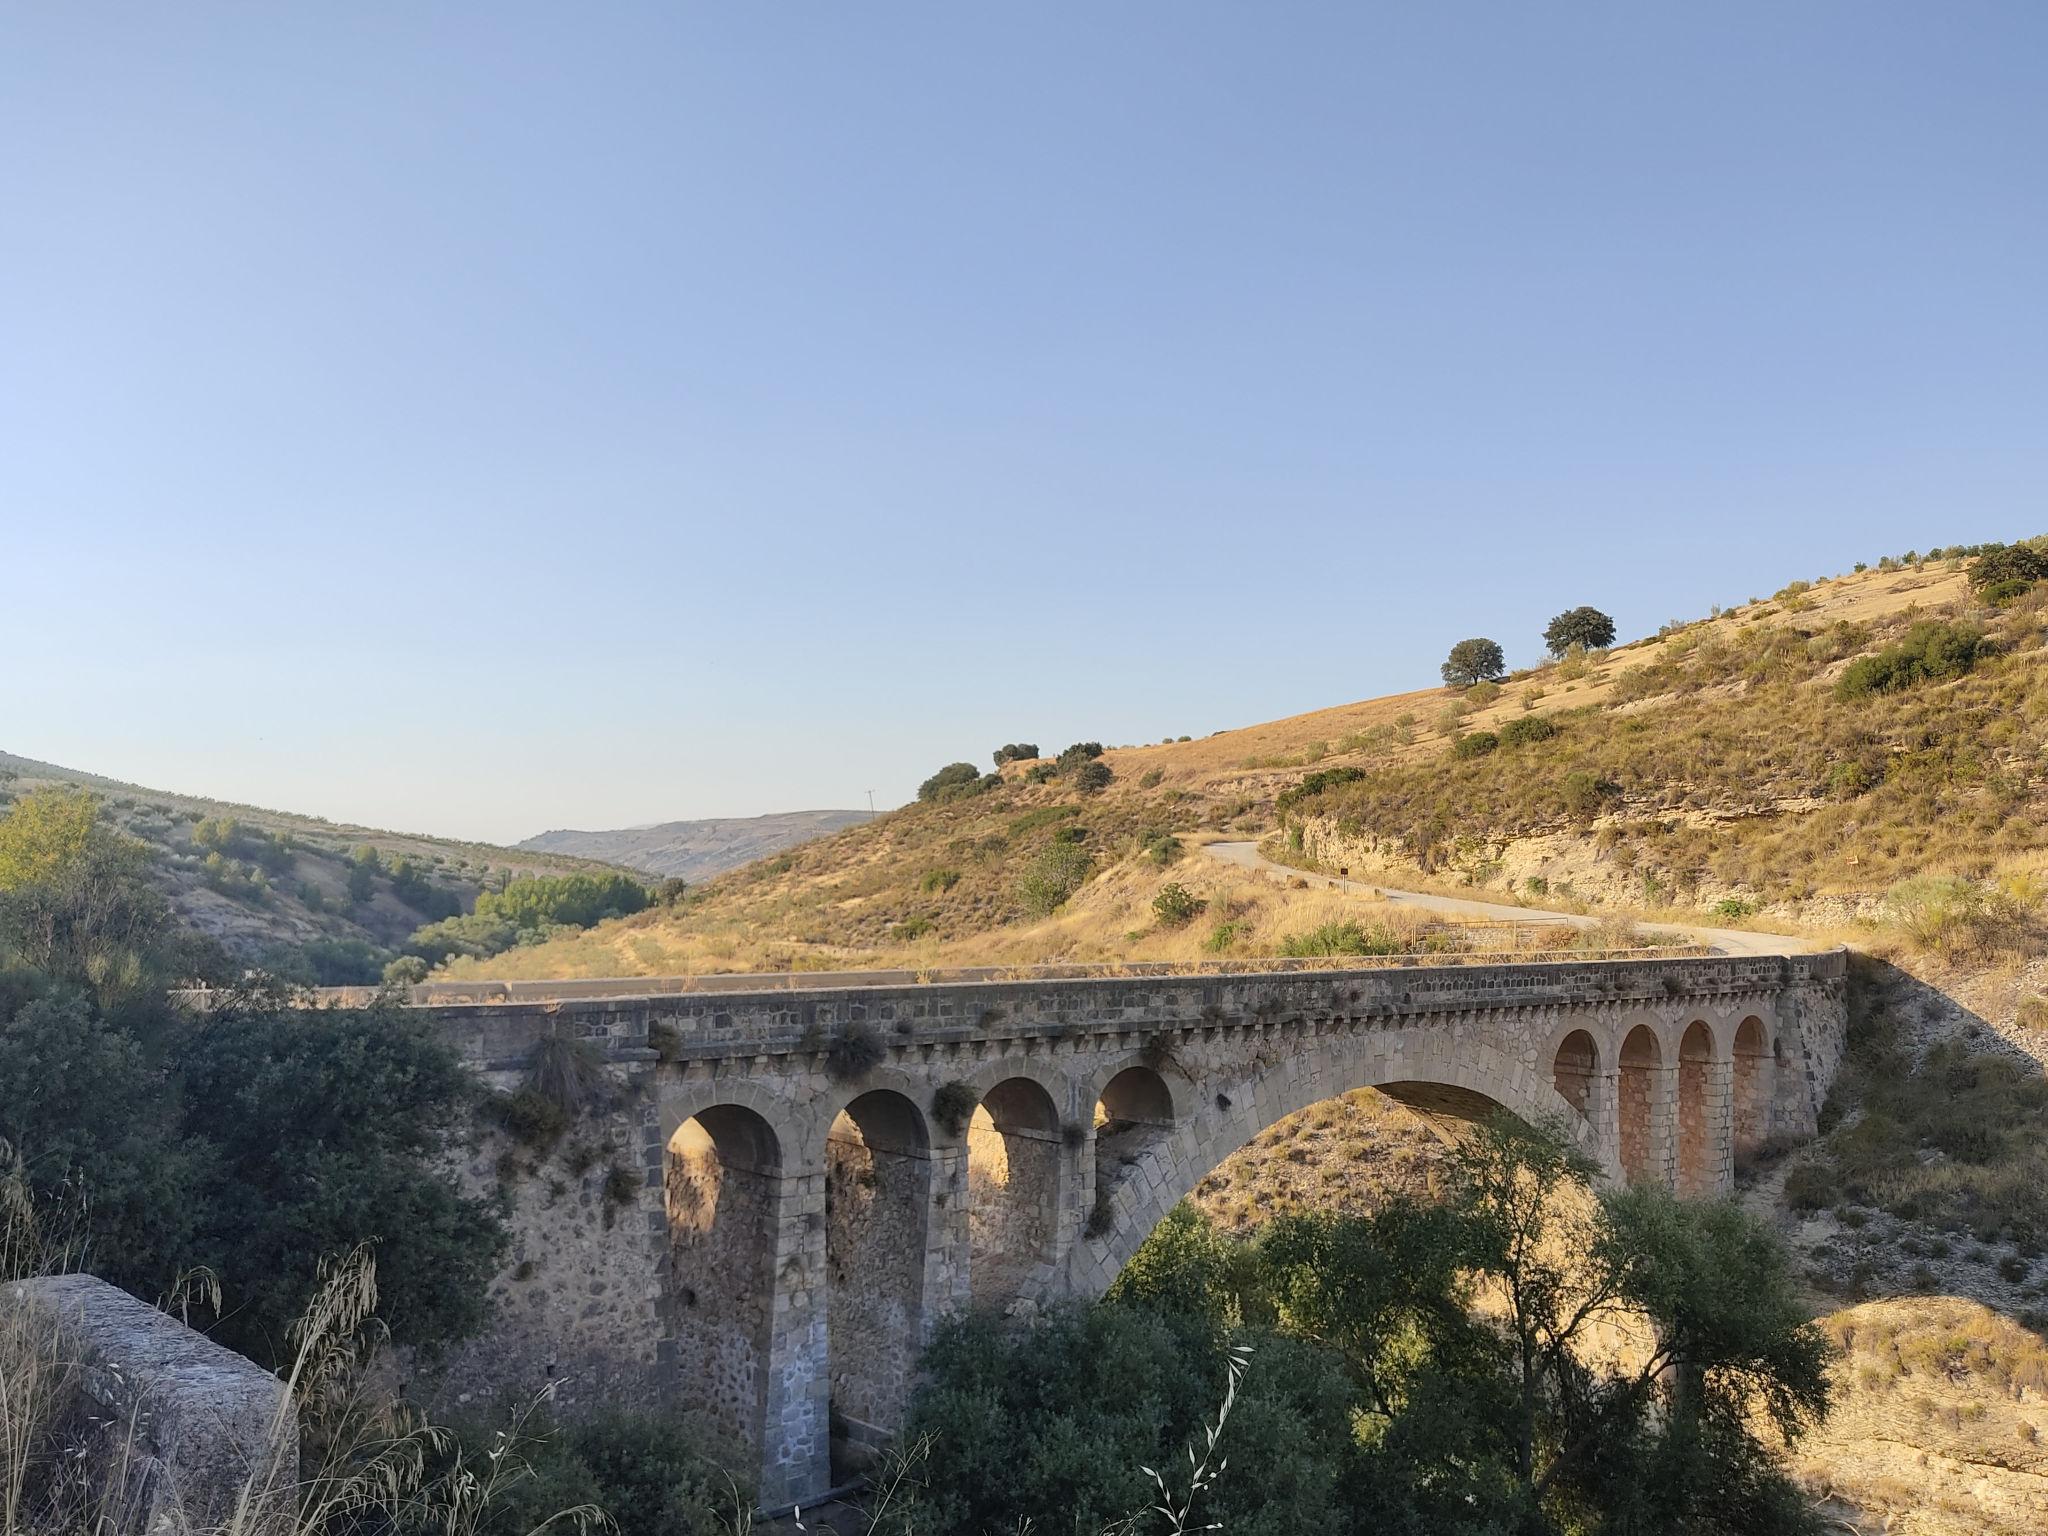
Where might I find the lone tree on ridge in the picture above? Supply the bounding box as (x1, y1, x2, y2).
(1441, 637, 1507, 688)
(1543, 606, 1617, 656)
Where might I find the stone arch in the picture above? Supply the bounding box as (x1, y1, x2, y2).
(665, 1103, 781, 1466)
(1551, 1029, 1599, 1117)
(1732, 1015, 1772, 1166)
(825, 1088, 930, 1462)
(1091, 1064, 1177, 1220)
(1618, 1024, 1662, 1187)
(1069, 1028, 1600, 1297)
(1675, 1020, 1716, 1198)
(967, 1076, 1063, 1305)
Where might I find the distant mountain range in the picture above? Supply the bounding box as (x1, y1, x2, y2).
(516, 810, 874, 882)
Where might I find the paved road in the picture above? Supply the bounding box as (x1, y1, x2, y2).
(1199, 840, 1813, 957)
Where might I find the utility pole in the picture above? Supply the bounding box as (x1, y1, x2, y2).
(865, 789, 875, 814)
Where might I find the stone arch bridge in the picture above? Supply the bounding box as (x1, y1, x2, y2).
(410, 947, 1845, 1508)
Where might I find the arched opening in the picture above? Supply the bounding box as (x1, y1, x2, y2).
(967, 1077, 1062, 1305)
(1732, 1016, 1773, 1168)
(1551, 1030, 1599, 1117)
(1676, 1020, 1715, 1198)
(666, 1105, 780, 1462)
(1093, 1066, 1175, 1218)
(1618, 1025, 1661, 1186)
(825, 1090, 930, 1467)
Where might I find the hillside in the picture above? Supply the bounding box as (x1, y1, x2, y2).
(516, 809, 873, 882)
(442, 548, 2010, 983)
(0, 751, 623, 980)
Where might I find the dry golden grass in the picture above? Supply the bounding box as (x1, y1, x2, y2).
(1794, 1297, 2048, 1536)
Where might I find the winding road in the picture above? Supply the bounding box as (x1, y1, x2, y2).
(1198, 840, 1813, 958)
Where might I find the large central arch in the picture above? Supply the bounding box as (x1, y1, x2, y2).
(1068, 1028, 1603, 1297)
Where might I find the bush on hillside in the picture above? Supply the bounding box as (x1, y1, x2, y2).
(1151, 882, 1206, 927)
(918, 761, 986, 803)
(1834, 620, 1988, 699)
(1275, 766, 1367, 819)
(1451, 730, 1499, 759)
(1544, 606, 1617, 656)
(1074, 759, 1114, 794)
(992, 742, 1040, 766)
(1499, 715, 1557, 748)
(1057, 741, 1105, 770)
(1277, 920, 1404, 957)
(1441, 637, 1506, 688)
(1967, 541, 2048, 596)
(1016, 840, 1094, 916)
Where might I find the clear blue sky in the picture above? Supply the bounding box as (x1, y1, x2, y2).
(4, 5, 2043, 843)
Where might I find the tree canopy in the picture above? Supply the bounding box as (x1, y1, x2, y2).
(1441, 637, 1507, 688)
(1544, 605, 1617, 656)
(904, 1114, 1832, 1536)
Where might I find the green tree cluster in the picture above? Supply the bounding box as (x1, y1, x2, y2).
(0, 792, 506, 1369)
(992, 742, 1040, 766)
(474, 872, 649, 930)
(918, 761, 986, 802)
(904, 1116, 1831, 1536)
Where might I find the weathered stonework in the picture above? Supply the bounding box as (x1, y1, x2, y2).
(5, 1274, 298, 1536)
(404, 948, 1848, 1509)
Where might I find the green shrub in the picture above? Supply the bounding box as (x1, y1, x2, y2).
(920, 868, 961, 893)
(440, 1408, 729, 1536)
(1139, 767, 1165, 789)
(992, 742, 1041, 766)
(1074, 760, 1114, 794)
(1023, 762, 1056, 784)
(1203, 920, 1245, 953)
(918, 761, 986, 802)
(1151, 882, 1207, 927)
(1275, 767, 1367, 818)
(1142, 833, 1184, 867)
(1451, 731, 1499, 759)
(1499, 715, 1557, 748)
(1835, 620, 1988, 699)
(1713, 897, 1756, 920)
(1968, 541, 2048, 595)
(932, 1080, 979, 1137)
(1016, 840, 1094, 915)
(823, 1021, 885, 1082)
(1057, 741, 1105, 768)
(383, 955, 430, 986)
(1277, 920, 1403, 957)
(1982, 577, 2033, 607)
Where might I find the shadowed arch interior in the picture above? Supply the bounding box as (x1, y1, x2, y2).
(826, 1089, 931, 1465)
(1551, 1030, 1599, 1117)
(967, 1077, 1062, 1305)
(666, 1104, 780, 1464)
(1618, 1026, 1661, 1186)
(1732, 1016, 1772, 1166)
(1093, 1065, 1175, 1220)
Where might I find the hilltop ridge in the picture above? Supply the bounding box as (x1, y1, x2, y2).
(517, 808, 873, 882)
